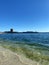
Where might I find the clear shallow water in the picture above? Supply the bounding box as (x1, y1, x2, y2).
(0, 33, 49, 65)
(0, 32, 49, 53)
(0, 33, 49, 54)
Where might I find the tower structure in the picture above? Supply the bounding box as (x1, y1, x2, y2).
(10, 29, 13, 32)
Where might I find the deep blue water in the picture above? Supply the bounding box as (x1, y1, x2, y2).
(0, 33, 49, 47)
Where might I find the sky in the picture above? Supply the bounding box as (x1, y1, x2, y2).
(0, 0, 49, 32)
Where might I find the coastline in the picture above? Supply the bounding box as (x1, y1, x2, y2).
(0, 42, 49, 65)
(0, 33, 49, 65)
(0, 46, 39, 65)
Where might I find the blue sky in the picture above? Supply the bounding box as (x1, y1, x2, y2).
(0, 0, 49, 32)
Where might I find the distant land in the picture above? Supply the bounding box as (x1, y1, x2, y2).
(0, 29, 38, 34)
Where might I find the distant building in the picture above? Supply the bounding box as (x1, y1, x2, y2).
(10, 29, 13, 32)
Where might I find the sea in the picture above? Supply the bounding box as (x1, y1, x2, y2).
(0, 32, 49, 64)
(0, 32, 49, 46)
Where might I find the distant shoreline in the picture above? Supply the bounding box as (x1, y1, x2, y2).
(0, 31, 38, 34)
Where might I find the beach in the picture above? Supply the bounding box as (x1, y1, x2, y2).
(0, 46, 39, 65)
(0, 33, 49, 65)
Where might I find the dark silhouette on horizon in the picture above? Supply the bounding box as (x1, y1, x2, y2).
(4, 29, 18, 33)
(10, 29, 13, 32)
(3, 28, 38, 33)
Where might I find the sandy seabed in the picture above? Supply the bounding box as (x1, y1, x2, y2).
(0, 46, 39, 65)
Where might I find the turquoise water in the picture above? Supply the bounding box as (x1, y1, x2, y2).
(0, 33, 49, 64)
